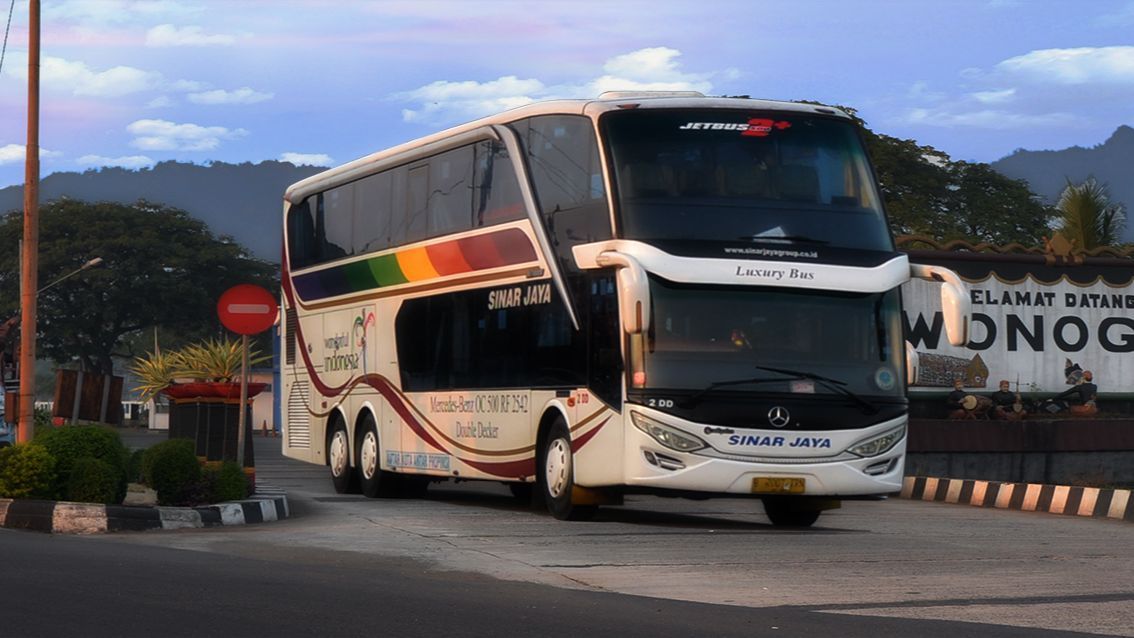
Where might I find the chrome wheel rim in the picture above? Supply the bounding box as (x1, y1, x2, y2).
(360, 430, 378, 480)
(330, 430, 349, 477)
(545, 437, 571, 499)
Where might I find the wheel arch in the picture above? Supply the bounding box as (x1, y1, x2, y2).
(536, 401, 571, 460)
(353, 402, 379, 444)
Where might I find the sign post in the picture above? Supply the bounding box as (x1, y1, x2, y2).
(217, 284, 278, 469)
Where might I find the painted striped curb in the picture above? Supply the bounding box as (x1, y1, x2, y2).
(0, 488, 288, 535)
(901, 476, 1134, 523)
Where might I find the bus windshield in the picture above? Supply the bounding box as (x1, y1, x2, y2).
(639, 278, 906, 399)
(603, 109, 892, 251)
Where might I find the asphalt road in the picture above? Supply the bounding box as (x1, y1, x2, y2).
(2, 430, 1130, 637)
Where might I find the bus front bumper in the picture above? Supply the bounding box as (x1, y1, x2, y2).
(622, 409, 907, 497)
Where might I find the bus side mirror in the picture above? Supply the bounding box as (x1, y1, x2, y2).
(910, 264, 971, 347)
(595, 251, 651, 334)
(905, 341, 919, 385)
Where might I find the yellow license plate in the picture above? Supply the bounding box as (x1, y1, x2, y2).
(751, 477, 806, 494)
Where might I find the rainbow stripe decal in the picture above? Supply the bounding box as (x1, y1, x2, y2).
(292, 227, 538, 301)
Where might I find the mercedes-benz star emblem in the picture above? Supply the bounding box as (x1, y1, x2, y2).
(767, 406, 791, 428)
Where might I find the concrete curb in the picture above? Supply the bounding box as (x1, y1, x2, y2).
(900, 476, 1134, 523)
(0, 486, 288, 534)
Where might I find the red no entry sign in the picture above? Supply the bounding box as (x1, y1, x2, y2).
(217, 284, 279, 335)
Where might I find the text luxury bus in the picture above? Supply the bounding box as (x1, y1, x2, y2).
(281, 92, 970, 526)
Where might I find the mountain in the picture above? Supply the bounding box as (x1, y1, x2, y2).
(0, 161, 323, 261)
(992, 125, 1134, 243)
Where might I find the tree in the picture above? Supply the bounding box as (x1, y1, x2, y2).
(1055, 177, 1127, 250)
(946, 162, 1053, 246)
(0, 199, 277, 374)
(800, 102, 1056, 246)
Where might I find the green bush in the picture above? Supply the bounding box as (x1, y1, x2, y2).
(36, 425, 128, 500)
(0, 443, 57, 499)
(211, 462, 249, 502)
(66, 457, 120, 504)
(142, 439, 200, 506)
(179, 462, 248, 506)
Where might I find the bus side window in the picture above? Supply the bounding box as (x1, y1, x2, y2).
(322, 184, 354, 259)
(473, 141, 524, 227)
(429, 146, 475, 237)
(405, 165, 429, 244)
(353, 170, 393, 255)
(286, 198, 317, 269)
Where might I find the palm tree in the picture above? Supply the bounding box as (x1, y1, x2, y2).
(1056, 177, 1127, 250)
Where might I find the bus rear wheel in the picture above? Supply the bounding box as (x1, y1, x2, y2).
(762, 497, 822, 527)
(539, 420, 596, 521)
(357, 417, 395, 498)
(329, 422, 358, 494)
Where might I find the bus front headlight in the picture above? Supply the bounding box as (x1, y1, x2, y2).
(848, 425, 905, 458)
(631, 411, 706, 453)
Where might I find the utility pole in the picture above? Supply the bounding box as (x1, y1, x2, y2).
(18, 0, 39, 442)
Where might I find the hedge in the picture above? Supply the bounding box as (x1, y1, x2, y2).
(67, 457, 120, 505)
(36, 425, 128, 501)
(0, 443, 56, 499)
(142, 439, 201, 506)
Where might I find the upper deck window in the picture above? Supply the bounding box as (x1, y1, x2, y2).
(603, 109, 892, 252)
(286, 140, 524, 271)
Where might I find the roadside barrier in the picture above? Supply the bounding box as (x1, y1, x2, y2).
(901, 476, 1133, 523)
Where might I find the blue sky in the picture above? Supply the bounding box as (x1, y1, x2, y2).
(1, 0, 1133, 188)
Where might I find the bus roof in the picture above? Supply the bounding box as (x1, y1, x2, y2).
(284, 95, 850, 203)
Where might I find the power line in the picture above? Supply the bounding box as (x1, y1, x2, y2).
(0, 0, 15, 77)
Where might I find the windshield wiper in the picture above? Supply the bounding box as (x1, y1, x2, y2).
(680, 377, 784, 408)
(751, 365, 879, 414)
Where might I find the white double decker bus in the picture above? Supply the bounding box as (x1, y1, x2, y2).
(281, 92, 970, 526)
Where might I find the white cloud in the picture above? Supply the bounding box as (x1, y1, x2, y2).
(280, 153, 334, 167)
(126, 119, 247, 151)
(907, 81, 946, 102)
(897, 46, 1134, 133)
(0, 144, 27, 165)
(970, 88, 1016, 104)
(147, 96, 175, 108)
(396, 47, 732, 125)
(904, 108, 1079, 130)
(145, 24, 238, 47)
(399, 76, 544, 124)
(77, 154, 155, 169)
(188, 87, 274, 105)
(593, 47, 714, 90)
(996, 46, 1134, 84)
(38, 56, 161, 97)
(168, 79, 210, 92)
(0, 144, 62, 164)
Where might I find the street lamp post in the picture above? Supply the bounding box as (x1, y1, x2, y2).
(37, 257, 104, 295)
(18, 0, 40, 444)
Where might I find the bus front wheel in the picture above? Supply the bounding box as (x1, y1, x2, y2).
(329, 422, 358, 494)
(539, 420, 596, 521)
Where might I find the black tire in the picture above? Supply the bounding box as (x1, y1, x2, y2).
(539, 419, 596, 521)
(328, 421, 359, 494)
(762, 497, 821, 527)
(357, 416, 395, 498)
